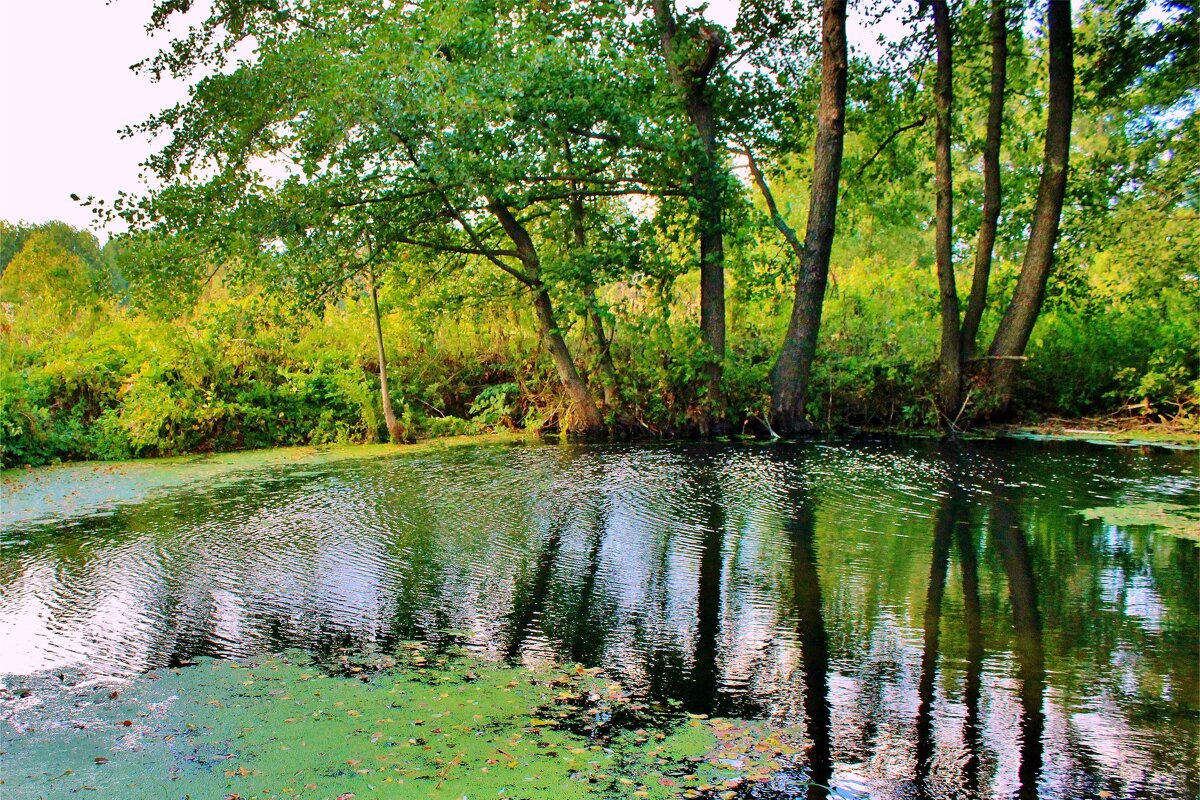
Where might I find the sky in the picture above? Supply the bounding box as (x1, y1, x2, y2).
(0, 0, 898, 240)
(0, 0, 196, 236)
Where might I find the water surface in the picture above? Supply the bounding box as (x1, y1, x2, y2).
(2, 438, 1197, 798)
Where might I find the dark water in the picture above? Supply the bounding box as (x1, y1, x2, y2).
(2, 438, 1197, 799)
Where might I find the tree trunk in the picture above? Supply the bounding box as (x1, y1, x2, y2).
(652, 0, 727, 429)
(532, 288, 605, 434)
(960, 0, 1007, 361)
(931, 0, 963, 420)
(367, 266, 406, 444)
(490, 201, 605, 435)
(770, 0, 848, 435)
(570, 195, 619, 409)
(693, 103, 727, 427)
(986, 0, 1074, 414)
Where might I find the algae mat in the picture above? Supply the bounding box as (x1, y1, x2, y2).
(1, 647, 811, 800)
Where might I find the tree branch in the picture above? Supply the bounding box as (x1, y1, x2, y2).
(738, 142, 804, 260)
(854, 115, 928, 181)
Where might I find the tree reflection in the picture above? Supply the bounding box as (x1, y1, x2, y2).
(956, 506, 984, 798)
(993, 487, 1045, 800)
(788, 492, 832, 799)
(687, 453, 726, 716)
(503, 514, 565, 661)
(567, 504, 610, 665)
(915, 482, 958, 798)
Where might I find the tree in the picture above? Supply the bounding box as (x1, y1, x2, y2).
(651, 0, 729, 429)
(0, 231, 94, 311)
(767, 0, 849, 435)
(906, 0, 1070, 424)
(983, 0, 1075, 414)
(959, 0, 1009, 362)
(930, 0, 963, 418)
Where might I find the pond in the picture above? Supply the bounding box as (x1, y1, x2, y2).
(1, 437, 1197, 799)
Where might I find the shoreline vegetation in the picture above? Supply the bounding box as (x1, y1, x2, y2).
(1, 217, 1195, 470)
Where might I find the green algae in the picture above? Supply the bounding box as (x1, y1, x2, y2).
(1000, 428, 1200, 450)
(1, 647, 806, 800)
(0, 434, 534, 529)
(1081, 501, 1200, 541)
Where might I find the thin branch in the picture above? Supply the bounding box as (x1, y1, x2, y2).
(738, 141, 804, 260)
(389, 235, 518, 258)
(854, 115, 928, 181)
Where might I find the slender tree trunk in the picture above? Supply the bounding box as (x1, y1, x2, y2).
(570, 195, 619, 408)
(652, 0, 727, 429)
(490, 201, 605, 435)
(986, 0, 1074, 414)
(960, 0, 1008, 360)
(769, 0, 848, 435)
(367, 266, 405, 444)
(693, 102, 727, 425)
(931, 0, 963, 420)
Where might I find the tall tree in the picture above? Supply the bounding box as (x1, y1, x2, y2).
(930, 0, 964, 418)
(568, 191, 620, 410)
(651, 0, 728, 429)
(768, 0, 849, 435)
(959, 0, 1008, 361)
(984, 0, 1075, 413)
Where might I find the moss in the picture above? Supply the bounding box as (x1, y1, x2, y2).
(1, 648, 808, 799)
(1081, 501, 1200, 541)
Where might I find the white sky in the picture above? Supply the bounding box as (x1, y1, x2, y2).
(0, 0, 899, 240)
(0, 0, 195, 237)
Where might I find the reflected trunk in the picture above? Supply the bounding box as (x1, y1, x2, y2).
(916, 482, 958, 794)
(504, 518, 565, 661)
(788, 496, 832, 799)
(688, 460, 725, 714)
(569, 506, 609, 665)
(993, 490, 1045, 800)
(956, 513, 984, 798)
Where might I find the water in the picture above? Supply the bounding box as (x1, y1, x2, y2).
(1, 437, 1197, 799)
